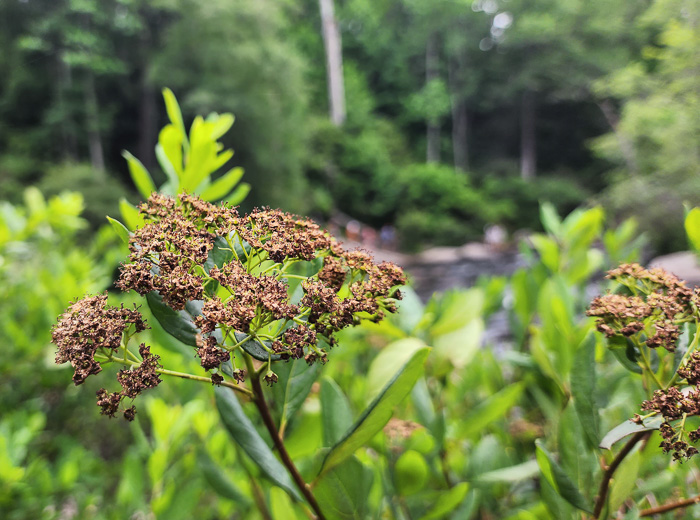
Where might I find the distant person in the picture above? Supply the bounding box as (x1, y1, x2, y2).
(362, 226, 378, 248)
(346, 220, 361, 242)
(380, 224, 396, 250)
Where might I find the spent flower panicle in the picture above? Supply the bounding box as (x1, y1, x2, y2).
(587, 263, 695, 352)
(54, 192, 406, 420)
(591, 263, 700, 460)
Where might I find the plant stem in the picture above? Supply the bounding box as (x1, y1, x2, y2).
(639, 493, 700, 516)
(592, 431, 648, 519)
(96, 354, 253, 398)
(248, 365, 326, 520)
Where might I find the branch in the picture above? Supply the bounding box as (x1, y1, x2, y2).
(250, 374, 327, 520)
(593, 432, 648, 518)
(640, 494, 700, 517)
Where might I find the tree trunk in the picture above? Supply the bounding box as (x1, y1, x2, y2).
(319, 0, 346, 126)
(56, 52, 77, 161)
(426, 33, 440, 163)
(520, 90, 536, 180)
(448, 53, 469, 171)
(451, 101, 469, 171)
(84, 71, 105, 176)
(137, 26, 156, 171)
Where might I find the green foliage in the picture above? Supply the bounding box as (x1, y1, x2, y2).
(593, 0, 700, 252)
(120, 89, 249, 227)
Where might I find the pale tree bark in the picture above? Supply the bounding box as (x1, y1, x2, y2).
(426, 33, 440, 163)
(319, 0, 346, 126)
(448, 53, 469, 171)
(84, 70, 105, 177)
(520, 90, 536, 180)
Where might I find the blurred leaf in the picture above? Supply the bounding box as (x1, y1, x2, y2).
(119, 198, 145, 230)
(270, 487, 299, 520)
(315, 456, 374, 520)
(599, 416, 663, 450)
(433, 318, 483, 369)
(394, 450, 429, 495)
(226, 182, 251, 205)
(477, 459, 539, 483)
(458, 383, 524, 439)
(106, 216, 130, 244)
(685, 207, 700, 252)
(366, 338, 427, 402)
(320, 377, 353, 447)
(200, 167, 244, 201)
(540, 202, 562, 237)
(319, 347, 430, 477)
(214, 387, 301, 500)
(571, 333, 599, 449)
(272, 359, 320, 431)
(162, 88, 187, 146)
(209, 113, 235, 140)
(422, 482, 469, 519)
(197, 449, 250, 505)
(535, 440, 593, 513)
(608, 448, 640, 512)
(122, 151, 156, 199)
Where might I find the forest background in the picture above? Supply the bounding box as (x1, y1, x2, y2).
(1, 0, 698, 253)
(1, 0, 700, 519)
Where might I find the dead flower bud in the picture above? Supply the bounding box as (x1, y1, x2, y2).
(264, 370, 278, 386)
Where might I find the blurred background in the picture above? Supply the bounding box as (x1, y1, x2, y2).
(0, 0, 698, 518)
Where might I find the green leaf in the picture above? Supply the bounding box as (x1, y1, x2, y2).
(227, 182, 251, 205)
(197, 449, 250, 505)
(270, 487, 300, 520)
(122, 151, 156, 199)
(319, 348, 430, 477)
(608, 336, 643, 374)
(477, 459, 539, 483)
(685, 207, 700, 252)
(200, 167, 244, 201)
(146, 292, 207, 347)
(209, 113, 235, 140)
(366, 338, 427, 402)
(540, 202, 562, 237)
(214, 386, 301, 501)
(571, 333, 599, 449)
(157, 125, 184, 181)
(457, 383, 524, 439)
(106, 216, 130, 244)
(422, 482, 469, 519)
(119, 198, 145, 230)
(608, 448, 641, 512)
(155, 143, 178, 189)
(535, 440, 593, 513)
(320, 378, 354, 447)
(599, 415, 663, 450)
(315, 456, 374, 520)
(162, 88, 187, 146)
(272, 359, 320, 430)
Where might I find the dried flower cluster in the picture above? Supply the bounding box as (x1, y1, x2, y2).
(587, 263, 696, 352)
(52, 294, 159, 420)
(52, 192, 406, 420)
(641, 352, 700, 460)
(115, 193, 405, 374)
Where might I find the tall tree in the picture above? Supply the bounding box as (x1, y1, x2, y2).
(319, 0, 346, 126)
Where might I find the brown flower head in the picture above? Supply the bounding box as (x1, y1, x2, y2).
(52, 294, 147, 385)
